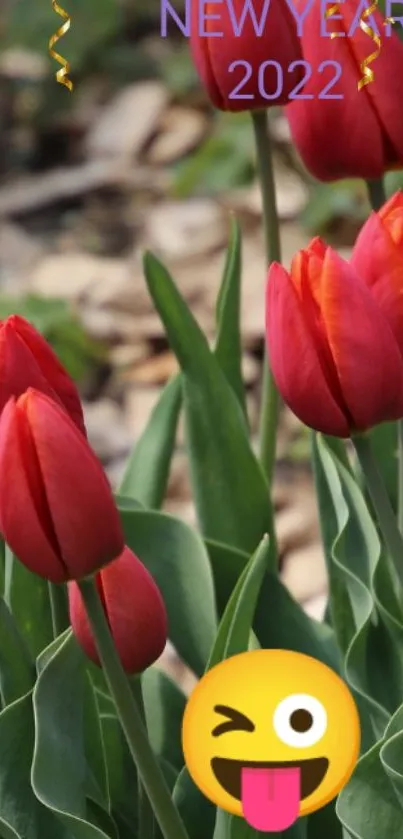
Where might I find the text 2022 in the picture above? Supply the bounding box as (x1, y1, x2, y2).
(228, 59, 343, 100)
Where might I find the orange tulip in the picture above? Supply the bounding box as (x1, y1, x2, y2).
(351, 192, 403, 348)
(266, 239, 403, 436)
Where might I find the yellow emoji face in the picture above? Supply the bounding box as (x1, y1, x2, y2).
(182, 650, 360, 832)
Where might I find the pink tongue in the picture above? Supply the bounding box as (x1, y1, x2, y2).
(241, 766, 301, 832)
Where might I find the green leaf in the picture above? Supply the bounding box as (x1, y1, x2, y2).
(190, 537, 271, 839)
(115, 496, 145, 512)
(214, 220, 246, 419)
(119, 507, 217, 676)
(35, 629, 71, 676)
(85, 676, 109, 809)
(207, 534, 269, 668)
(142, 667, 187, 773)
(4, 550, 53, 659)
(173, 766, 216, 839)
(100, 714, 138, 832)
(312, 433, 403, 740)
(368, 423, 398, 512)
(206, 538, 340, 670)
(206, 539, 248, 615)
(32, 632, 116, 839)
(0, 596, 34, 706)
(337, 703, 403, 838)
(224, 813, 308, 839)
(0, 693, 67, 839)
(143, 252, 273, 557)
(119, 375, 183, 509)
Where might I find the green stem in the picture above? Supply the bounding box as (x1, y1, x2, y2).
(353, 433, 403, 590)
(251, 109, 282, 487)
(78, 578, 189, 839)
(48, 582, 69, 639)
(132, 677, 156, 839)
(366, 178, 387, 211)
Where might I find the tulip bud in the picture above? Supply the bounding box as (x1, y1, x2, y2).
(266, 239, 403, 436)
(0, 389, 123, 582)
(68, 546, 168, 674)
(190, 0, 303, 111)
(351, 192, 403, 350)
(286, 2, 403, 180)
(0, 314, 85, 434)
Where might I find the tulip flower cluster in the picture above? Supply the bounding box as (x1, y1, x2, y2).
(189, 0, 403, 179)
(266, 192, 403, 437)
(0, 316, 167, 674)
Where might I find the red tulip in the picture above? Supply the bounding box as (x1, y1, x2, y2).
(69, 546, 168, 674)
(0, 389, 123, 582)
(190, 0, 303, 111)
(286, 1, 403, 180)
(0, 315, 85, 433)
(265, 239, 403, 436)
(351, 192, 403, 348)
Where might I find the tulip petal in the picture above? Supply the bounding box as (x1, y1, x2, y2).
(286, 1, 384, 180)
(69, 547, 167, 674)
(339, 6, 403, 164)
(24, 390, 123, 579)
(210, 0, 303, 108)
(0, 326, 57, 408)
(351, 211, 403, 346)
(68, 581, 97, 661)
(101, 548, 167, 673)
(378, 191, 403, 245)
(0, 399, 66, 583)
(190, 8, 225, 109)
(6, 316, 86, 434)
(266, 263, 349, 436)
(320, 250, 403, 429)
(378, 191, 403, 223)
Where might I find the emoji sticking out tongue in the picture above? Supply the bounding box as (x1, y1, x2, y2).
(241, 766, 301, 831)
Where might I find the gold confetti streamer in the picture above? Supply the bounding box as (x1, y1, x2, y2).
(49, 0, 73, 92)
(357, 0, 381, 90)
(325, 3, 344, 38)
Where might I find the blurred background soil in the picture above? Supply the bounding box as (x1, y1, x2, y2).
(1, 0, 402, 686)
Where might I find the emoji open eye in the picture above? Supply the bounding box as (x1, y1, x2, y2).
(273, 693, 327, 748)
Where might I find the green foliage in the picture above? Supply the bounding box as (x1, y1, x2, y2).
(313, 434, 403, 739)
(4, 0, 121, 74)
(299, 180, 370, 235)
(143, 252, 273, 558)
(214, 219, 247, 420)
(4, 548, 54, 659)
(118, 503, 218, 676)
(0, 186, 402, 839)
(173, 114, 254, 198)
(119, 375, 182, 510)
